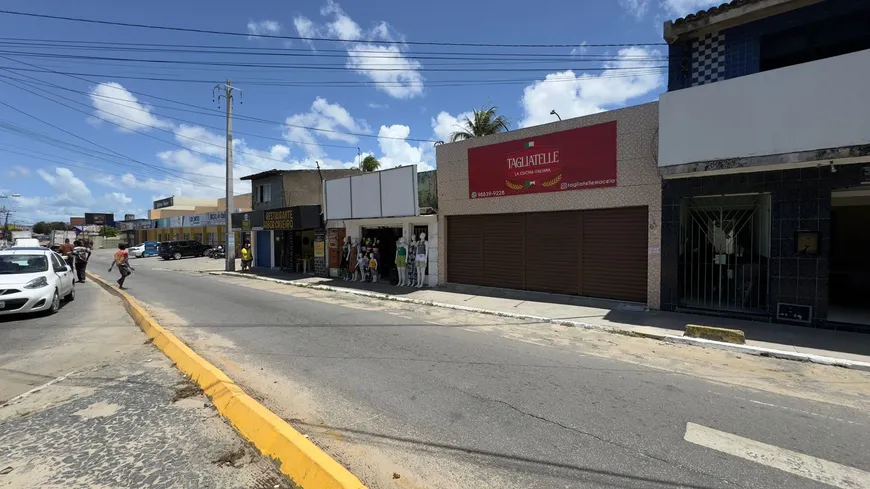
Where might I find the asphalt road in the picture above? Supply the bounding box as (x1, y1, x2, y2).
(0, 279, 292, 488)
(88, 252, 870, 489)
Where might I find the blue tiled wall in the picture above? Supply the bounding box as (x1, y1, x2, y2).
(667, 0, 868, 91)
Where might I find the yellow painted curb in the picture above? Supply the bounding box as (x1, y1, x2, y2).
(87, 272, 367, 489)
(684, 324, 746, 344)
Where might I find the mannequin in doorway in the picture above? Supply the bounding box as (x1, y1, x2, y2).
(395, 237, 408, 286)
(415, 232, 428, 288)
(406, 236, 417, 287)
(341, 236, 351, 281)
(348, 238, 359, 281)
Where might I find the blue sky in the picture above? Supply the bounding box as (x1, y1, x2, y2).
(0, 0, 720, 225)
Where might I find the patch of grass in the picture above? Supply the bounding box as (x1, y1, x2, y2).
(171, 383, 202, 402)
(212, 447, 246, 467)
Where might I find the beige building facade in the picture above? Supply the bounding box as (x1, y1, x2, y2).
(436, 102, 662, 308)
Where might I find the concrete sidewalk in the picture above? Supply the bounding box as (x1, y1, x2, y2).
(215, 269, 870, 369)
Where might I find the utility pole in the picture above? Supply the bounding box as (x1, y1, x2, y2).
(1, 207, 9, 245)
(215, 79, 241, 271)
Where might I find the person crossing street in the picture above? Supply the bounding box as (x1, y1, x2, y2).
(108, 243, 134, 289)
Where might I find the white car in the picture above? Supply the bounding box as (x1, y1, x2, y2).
(129, 244, 145, 258)
(0, 248, 76, 316)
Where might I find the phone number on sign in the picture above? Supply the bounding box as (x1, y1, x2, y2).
(470, 190, 506, 198)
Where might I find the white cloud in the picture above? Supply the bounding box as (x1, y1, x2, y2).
(520, 46, 665, 127)
(283, 97, 370, 158)
(570, 42, 589, 56)
(37, 167, 93, 207)
(320, 0, 362, 40)
(88, 82, 173, 132)
(293, 16, 319, 48)
(431, 111, 473, 143)
(368, 103, 389, 110)
(375, 125, 432, 171)
(5, 165, 30, 178)
(661, 0, 721, 16)
(247, 19, 282, 38)
(620, 0, 652, 18)
(346, 44, 424, 99)
(9, 168, 142, 224)
(297, 1, 425, 98)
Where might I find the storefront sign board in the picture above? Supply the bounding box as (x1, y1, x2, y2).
(153, 197, 174, 209)
(314, 241, 325, 257)
(183, 214, 203, 227)
(467, 122, 617, 199)
(264, 209, 294, 230)
(323, 166, 418, 220)
(206, 211, 227, 226)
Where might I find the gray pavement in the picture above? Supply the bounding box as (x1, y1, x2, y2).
(0, 280, 292, 489)
(88, 251, 870, 489)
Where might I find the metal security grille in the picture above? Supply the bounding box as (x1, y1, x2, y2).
(679, 195, 771, 313)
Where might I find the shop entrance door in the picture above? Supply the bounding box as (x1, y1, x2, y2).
(678, 194, 771, 313)
(828, 189, 870, 326)
(255, 230, 270, 268)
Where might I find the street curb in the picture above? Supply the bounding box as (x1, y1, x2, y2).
(212, 271, 870, 373)
(87, 272, 368, 489)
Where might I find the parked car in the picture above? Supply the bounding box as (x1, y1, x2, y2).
(158, 240, 212, 260)
(129, 244, 145, 258)
(0, 248, 75, 315)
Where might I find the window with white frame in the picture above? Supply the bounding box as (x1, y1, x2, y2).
(257, 184, 272, 203)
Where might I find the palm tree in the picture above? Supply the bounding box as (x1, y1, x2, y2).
(450, 104, 510, 142)
(361, 155, 381, 172)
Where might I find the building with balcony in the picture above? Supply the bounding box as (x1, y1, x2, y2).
(658, 0, 870, 330)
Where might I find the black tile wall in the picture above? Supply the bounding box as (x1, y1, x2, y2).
(660, 163, 867, 329)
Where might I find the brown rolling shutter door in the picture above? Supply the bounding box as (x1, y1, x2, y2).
(524, 211, 582, 295)
(582, 206, 648, 303)
(481, 213, 525, 289)
(446, 215, 484, 285)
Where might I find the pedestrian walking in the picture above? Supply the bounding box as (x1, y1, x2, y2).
(72, 240, 91, 283)
(240, 242, 253, 271)
(57, 238, 75, 270)
(108, 243, 134, 289)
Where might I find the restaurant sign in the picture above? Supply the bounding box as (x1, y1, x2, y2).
(467, 122, 617, 199)
(263, 209, 294, 230)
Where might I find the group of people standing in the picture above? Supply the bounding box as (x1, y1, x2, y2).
(56, 238, 91, 283)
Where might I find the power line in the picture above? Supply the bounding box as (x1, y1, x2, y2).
(0, 57, 446, 143)
(0, 10, 665, 48)
(0, 37, 671, 59)
(0, 74, 295, 171)
(0, 96, 225, 191)
(0, 50, 668, 73)
(0, 122, 227, 190)
(0, 63, 665, 88)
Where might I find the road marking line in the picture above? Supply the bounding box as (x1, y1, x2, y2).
(707, 391, 864, 426)
(3, 371, 76, 406)
(684, 422, 870, 488)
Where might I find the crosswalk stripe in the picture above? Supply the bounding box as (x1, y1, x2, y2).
(684, 422, 870, 489)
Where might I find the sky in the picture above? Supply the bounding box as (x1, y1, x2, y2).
(0, 0, 722, 225)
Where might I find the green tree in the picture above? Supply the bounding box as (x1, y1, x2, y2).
(361, 155, 381, 172)
(33, 221, 70, 234)
(99, 226, 119, 237)
(450, 104, 510, 142)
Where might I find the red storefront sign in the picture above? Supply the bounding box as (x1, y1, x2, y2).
(467, 121, 617, 199)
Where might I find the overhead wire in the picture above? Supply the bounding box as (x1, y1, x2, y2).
(0, 95, 226, 191)
(0, 10, 666, 48)
(0, 121, 227, 190)
(0, 74, 304, 172)
(0, 37, 671, 60)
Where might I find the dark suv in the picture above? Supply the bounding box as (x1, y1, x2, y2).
(159, 240, 211, 260)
